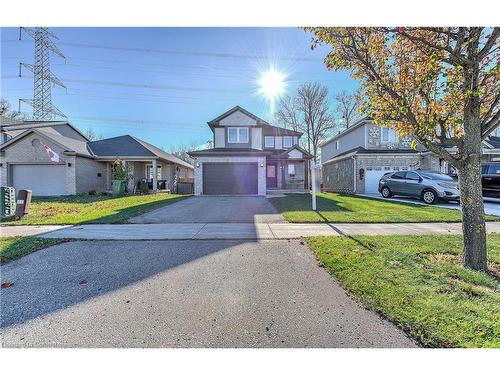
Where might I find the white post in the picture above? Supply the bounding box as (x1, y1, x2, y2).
(152, 159, 158, 193)
(311, 162, 317, 211)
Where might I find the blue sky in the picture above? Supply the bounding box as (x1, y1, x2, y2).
(1, 27, 358, 150)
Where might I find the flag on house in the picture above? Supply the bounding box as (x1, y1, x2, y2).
(42, 144, 60, 163)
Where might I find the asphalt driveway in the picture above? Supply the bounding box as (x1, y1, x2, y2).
(0, 240, 415, 348)
(129, 196, 286, 223)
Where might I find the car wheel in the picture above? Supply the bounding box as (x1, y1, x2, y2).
(422, 189, 437, 204)
(381, 186, 392, 198)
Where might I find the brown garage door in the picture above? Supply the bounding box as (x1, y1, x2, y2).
(203, 162, 258, 195)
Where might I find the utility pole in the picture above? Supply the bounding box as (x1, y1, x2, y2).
(18, 27, 66, 120)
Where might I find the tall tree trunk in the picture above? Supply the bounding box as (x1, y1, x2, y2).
(458, 156, 487, 271)
(460, 36, 487, 271)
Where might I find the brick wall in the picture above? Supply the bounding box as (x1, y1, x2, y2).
(75, 157, 107, 194)
(322, 158, 355, 193)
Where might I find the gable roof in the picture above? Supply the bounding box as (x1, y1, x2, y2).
(1, 120, 90, 142)
(89, 135, 193, 169)
(207, 106, 270, 127)
(207, 105, 302, 136)
(0, 126, 93, 156)
(281, 144, 313, 159)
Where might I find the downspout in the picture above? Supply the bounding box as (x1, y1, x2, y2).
(352, 156, 357, 194)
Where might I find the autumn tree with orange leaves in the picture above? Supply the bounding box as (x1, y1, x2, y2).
(307, 27, 499, 271)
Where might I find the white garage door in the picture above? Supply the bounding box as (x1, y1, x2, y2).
(364, 167, 409, 194)
(12, 164, 67, 196)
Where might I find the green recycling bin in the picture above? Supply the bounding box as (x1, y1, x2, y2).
(112, 180, 127, 196)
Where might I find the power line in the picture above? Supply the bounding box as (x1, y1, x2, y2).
(2, 87, 244, 103)
(6, 39, 319, 62)
(9, 74, 250, 93)
(71, 115, 200, 127)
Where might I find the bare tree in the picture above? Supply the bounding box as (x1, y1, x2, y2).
(169, 141, 199, 165)
(280, 82, 335, 162)
(334, 89, 362, 131)
(0, 98, 25, 122)
(83, 128, 103, 141)
(275, 94, 302, 132)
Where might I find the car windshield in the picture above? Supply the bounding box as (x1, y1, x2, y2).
(420, 172, 454, 181)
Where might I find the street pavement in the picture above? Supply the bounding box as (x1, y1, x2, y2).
(0, 239, 416, 348)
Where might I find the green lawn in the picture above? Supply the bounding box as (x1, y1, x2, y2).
(269, 193, 498, 223)
(0, 236, 68, 264)
(0, 193, 190, 225)
(306, 234, 500, 348)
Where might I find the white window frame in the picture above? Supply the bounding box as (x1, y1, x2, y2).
(264, 136, 275, 148)
(287, 163, 296, 176)
(283, 136, 293, 148)
(227, 127, 248, 143)
(381, 128, 398, 143)
(146, 164, 162, 180)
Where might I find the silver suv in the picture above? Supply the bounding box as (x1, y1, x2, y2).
(378, 170, 459, 204)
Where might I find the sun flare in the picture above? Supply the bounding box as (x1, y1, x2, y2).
(258, 69, 285, 101)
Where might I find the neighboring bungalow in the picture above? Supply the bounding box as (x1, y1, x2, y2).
(188, 106, 312, 196)
(0, 120, 193, 196)
(320, 118, 500, 194)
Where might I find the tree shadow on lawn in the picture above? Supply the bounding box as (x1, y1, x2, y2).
(78, 195, 189, 224)
(334, 193, 451, 209)
(0, 238, 257, 329)
(0, 195, 190, 225)
(270, 194, 353, 213)
(270, 193, 451, 214)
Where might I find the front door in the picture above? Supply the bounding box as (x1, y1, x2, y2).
(266, 163, 277, 188)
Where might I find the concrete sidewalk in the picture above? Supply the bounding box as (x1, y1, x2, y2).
(2, 222, 499, 240)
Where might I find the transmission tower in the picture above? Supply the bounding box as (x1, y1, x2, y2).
(18, 27, 67, 120)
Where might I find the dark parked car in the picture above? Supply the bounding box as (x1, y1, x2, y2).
(378, 170, 459, 204)
(482, 163, 500, 197)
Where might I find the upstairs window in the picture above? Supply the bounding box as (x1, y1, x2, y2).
(228, 127, 248, 143)
(335, 140, 340, 150)
(381, 128, 398, 143)
(283, 136, 293, 148)
(264, 136, 275, 148)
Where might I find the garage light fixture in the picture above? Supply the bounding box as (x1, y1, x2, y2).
(196, 162, 200, 168)
(260, 162, 264, 167)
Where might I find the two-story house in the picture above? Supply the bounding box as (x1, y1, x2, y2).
(320, 117, 443, 194)
(188, 106, 312, 195)
(321, 118, 500, 195)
